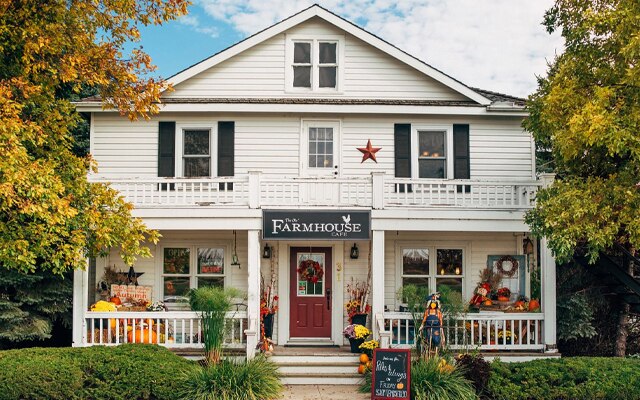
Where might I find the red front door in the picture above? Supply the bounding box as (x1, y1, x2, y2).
(290, 247, 332, 338)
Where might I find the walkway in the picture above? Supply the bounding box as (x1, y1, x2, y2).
(279, 385, 369, 400)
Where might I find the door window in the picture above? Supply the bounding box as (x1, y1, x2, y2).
(308, 127, 334, 169)
(296, 253, 325, 296)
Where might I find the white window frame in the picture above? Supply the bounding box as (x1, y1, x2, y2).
(395, 241, 469, 309)
(411, 125, 454, 180)
(285, 34, 344, 93)
(175, 123, 217, 178)
(158, 242, 230, 300)
(300, 119, 341, 176)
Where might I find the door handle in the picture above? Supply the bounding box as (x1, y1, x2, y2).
(326, 288, 331, 310)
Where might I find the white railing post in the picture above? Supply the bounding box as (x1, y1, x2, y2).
(377, 313, 391, 349)
(539, 173, 556, 189)
(372, 172, 385, 210)
(371, 230, 385, 339)
(72, 258, 90, 347)
(248, 171, 261, 209)
(540, 237, 557, 353)
(246, 230, 261, 359)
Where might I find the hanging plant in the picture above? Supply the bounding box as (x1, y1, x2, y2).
(496, 255, 519, 277)
(297, 259, 324, 283)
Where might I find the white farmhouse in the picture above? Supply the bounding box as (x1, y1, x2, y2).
(74, 4, 558, 381)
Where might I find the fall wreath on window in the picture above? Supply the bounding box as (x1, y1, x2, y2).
(496, 255, 518, 277)
(297, 259, 324, 283)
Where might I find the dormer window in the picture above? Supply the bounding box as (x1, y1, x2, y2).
(287, 36, 343, 92)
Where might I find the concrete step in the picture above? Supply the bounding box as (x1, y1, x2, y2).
(281, 372, 364, 385)
(278, 364, 359, 374)
(270, 353, 364, 385)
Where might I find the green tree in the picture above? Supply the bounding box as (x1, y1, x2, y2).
(525, 0, 640, 356)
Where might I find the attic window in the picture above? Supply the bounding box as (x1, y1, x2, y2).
(288, 36, 342, 91)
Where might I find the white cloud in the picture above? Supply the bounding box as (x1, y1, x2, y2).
(178, 13, 220, 38)
(197, 0, 563, 97)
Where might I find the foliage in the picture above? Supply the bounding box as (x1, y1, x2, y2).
(342, 324, 371, 339)
(524, 0, 640, 263)
(346, 277, 371, 321)
(359, 356, 477, 400)
(487, 357, 640, 400)
(455, 353, 491, 395)
(189, 287, 242, 365)
(0, 1, 192, 275)
(178, 356, 283, 400)
(0, 269, 72, 346)
(0, 344, 197, 400)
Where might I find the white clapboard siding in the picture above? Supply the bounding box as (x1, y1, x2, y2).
(165, 17, 469, 102)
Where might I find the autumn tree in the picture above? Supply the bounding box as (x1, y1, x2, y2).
(0, 0, 189, 341)
(525, 0, 640, 356)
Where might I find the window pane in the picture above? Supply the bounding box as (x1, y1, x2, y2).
(319, 67, 337, 88)
(293, 66, 311, 87)
(184, 130, 210, 155)
(198, 248, 224, 274)
(198, 277, 224, 289)
(184, 157, 210, 177)
(317, 141, 325, 154)
(297, 253, 325, 296)
(294, 42, 311, 63)
(419, 131, 445, 157)
(437, 249, 463, 275)
(436, 278, 463, 296)
(402, 277, 430, 289)
(164, 248, 190, 274)
(308, 155, 316, 167)
(402, 248, 429, 275)
(319, 42, 336, 64)
(164, 276, 190, 298)
(309, 127, 317, 140)
(419, 159, 445, 178)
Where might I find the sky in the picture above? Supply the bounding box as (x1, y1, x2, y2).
(136, 0, 564, 98)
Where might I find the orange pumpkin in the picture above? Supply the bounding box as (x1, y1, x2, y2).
(357, 364, 366, 374)
(109, 296, 122, 306)
(483, 299, 493, 306)
(359, 354, 369, 364)
(497, 296, 510, 302)
(127, 328, 158, 344)
(514, 300, 525, 308)
(528, 299, 540, 311)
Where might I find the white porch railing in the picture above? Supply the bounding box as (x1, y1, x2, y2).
(89, 174, 540, 210)
(83, 311, 247, 349)
(381, 312, 545, 351)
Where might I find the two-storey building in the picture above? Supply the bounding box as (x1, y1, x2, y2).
(73, 4, 557, 365)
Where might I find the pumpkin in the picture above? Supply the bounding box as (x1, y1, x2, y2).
(109, 296, 122, 306)
(359, 354, 369, 364)
(357, 364, 366, 374)
(497, 296, 510, 302)
(483, 299, 493, 306)
(514, 300, 525, 308)
(127, 328, 158, 344)
(528, 299, 540, 311)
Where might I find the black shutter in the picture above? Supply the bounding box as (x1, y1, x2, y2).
(453, 124, 470, 192)
(394, 123, 412, 193)
(158, 121, 175, 190)
(218, 121, 235, 191)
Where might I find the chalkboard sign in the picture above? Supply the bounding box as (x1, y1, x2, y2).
(371, 348, 411, 400)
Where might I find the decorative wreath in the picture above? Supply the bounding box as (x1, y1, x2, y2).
(496, 255, 519, 277)
(297, 259, 324, 283)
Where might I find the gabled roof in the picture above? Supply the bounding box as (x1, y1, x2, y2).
(167, 4, 493, 106)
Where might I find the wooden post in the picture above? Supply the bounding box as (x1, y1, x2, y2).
(246, 229, 261, 359)
(371, 230, 385, 339)
(540, 237, 557, 353)
(72, 258, 90, 347)
(248, 170, 261, 209)
(372, 172, 385, 210)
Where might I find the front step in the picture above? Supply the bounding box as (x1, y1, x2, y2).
(270, 353, 363, 385)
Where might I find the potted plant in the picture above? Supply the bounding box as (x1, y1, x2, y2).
(346, 277, 371, 325)
(343, 324, 371, 353)
(260, 276, 278, 340)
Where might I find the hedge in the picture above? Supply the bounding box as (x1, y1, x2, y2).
(487, 357, 640, 400)
(0, 344, 198, 400)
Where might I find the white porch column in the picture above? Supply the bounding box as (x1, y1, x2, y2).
(72, 258, 90, 347)
(540, 237, 557, 352)
(246, 229, 261, 359)
(371, 230, 385, 339)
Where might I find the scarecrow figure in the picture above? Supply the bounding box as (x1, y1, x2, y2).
(419, 292, 444, 357)
(470, 282, 491, 306)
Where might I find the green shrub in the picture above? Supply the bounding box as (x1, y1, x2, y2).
(487, 357, 640, 400)
(359, 356, 477, 400)
(178, 355, 283, 400)
(0, 345, 198, 400)
(455, 353, 491, 395)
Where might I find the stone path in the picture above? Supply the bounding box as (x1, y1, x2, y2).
(279, 385, 369, 399)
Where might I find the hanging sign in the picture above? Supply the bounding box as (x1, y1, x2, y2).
(371, 348, 411, 400)
(262, 210, 370, 240)
(111, 285, 152, 302)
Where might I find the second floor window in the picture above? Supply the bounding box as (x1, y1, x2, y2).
(183, 129, 211, 177)
(290, 39, 340, 90)
(418, 130, 446, 179)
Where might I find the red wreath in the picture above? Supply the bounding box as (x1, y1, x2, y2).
(297, 259, 324, 283)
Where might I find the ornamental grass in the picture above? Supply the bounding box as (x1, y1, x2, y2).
(178, 356, 283, 400)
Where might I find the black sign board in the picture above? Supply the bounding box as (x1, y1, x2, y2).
(262, 210, 370, 240)
(371, 348, 411, 400)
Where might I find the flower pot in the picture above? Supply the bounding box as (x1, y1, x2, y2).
(349, 338, 365, 353)
(263, 313, 275, 339)
(350, 313, 367, 326)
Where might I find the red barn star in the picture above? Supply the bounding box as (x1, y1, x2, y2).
(357, 140, 381, 163)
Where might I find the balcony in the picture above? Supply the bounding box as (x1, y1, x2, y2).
(89, 173, 541, 211)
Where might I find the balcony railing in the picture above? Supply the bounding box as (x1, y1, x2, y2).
(90, 173, 541, 210)
(379, 311, 545, 351)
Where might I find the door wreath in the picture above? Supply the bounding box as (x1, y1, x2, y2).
(297, 259, 324, 283)
(496, 255, 518, 277)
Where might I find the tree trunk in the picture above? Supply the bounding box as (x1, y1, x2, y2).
(614, 250, 635, 357)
